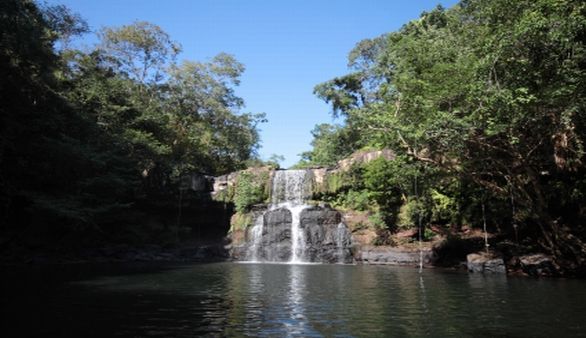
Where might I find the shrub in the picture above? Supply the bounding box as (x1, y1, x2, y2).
(368, 211, 387, 230)
(233, 171, 269, 213)
(342, 189, 372, 211)
(230, 212, 253, 232)
(430, 189, 458, 224)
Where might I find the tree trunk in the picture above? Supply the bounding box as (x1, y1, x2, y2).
(526, 167, 586, 274)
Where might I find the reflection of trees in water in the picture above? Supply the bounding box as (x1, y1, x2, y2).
(218, 263, 583, 337)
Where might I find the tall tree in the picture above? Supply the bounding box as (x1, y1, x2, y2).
(98, 21, 181, 84)
(312, 1, 586, 271)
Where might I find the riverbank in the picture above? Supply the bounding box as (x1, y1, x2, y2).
(2, 245, 562, 280)
(0, 242, 228, 266)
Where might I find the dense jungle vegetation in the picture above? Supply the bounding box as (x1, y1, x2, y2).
(299, 0, 586, 273)
(0, 0, 265, 249)
(1, 0, 585, 274)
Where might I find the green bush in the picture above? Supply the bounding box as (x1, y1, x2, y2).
(430, 189, 458, 225)
(397, 199, 417, 229)
(325, 172, 346, 193)
(230, 212, 253, 232)
(423, 227, 436, 241)
(368, 212, 387, 230)
(233, 171, 269, 213)
(342, 189, 372, 211)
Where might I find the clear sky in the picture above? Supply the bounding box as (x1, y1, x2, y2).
(47, 0, 459, 168)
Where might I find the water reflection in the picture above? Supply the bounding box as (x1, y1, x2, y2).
(285, 265, 316, 336)
(418, 275, 431, 336)
(2, 263, 586, 337)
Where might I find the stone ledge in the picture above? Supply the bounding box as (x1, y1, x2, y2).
(355, 245, 433, 266)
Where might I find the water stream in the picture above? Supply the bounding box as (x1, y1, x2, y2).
(247, 170, 311, 263)
(245, 169, 350, 263)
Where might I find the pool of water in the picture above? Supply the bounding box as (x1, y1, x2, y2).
(1, 262, 585, 337)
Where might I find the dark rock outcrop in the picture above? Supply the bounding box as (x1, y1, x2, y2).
(466, 253, 506, 274)
(300, 206, 353, 263)
(354, 246, 433, 266)
(259, 208, 293, 261)
(233, 205, 353, 263)
(519, 254, 559, 277)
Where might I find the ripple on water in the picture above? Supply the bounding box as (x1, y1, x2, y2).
(1, 263, 585, 337)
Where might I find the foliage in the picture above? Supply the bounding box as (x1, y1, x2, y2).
(368, 212, 388, 230)
(430, 189, 458, 225)
(299, 124, 361, 167)
(338, 190, 372, 211)
(233, 171, 270, 213)
(266, 154, 285, 169)
(397, 200, 417, 229)
(98, 21, 181, 84)
(230, 212, 253, 232)
(0, 0, 263, 247)
(309, 0, 586, 270)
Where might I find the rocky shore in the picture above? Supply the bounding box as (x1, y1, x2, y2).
(0, 243, 228, 265)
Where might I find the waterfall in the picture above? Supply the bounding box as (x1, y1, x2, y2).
(243, 169, 353, 264)
(271, 170, 311, 263)
(247, 216, 264, 262)
(245, 170, 311, 263)
(270, 169, 311, 205)
(336, 223, 347, 264)
(289, 204, 307, 263)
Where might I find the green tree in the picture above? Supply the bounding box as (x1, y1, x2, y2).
(313, 1, 586, 271)
(0, 0, 136, 239)
(299, 123, 361, 167)
(0, 1, 265, 250)
(166, 54, 264, 175)
(98, 21, 181, 84)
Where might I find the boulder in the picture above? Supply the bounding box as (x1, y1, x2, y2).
(257, 208, 293, 261)
(519, 254, 558, 277)
(299, 206, 352, 263)
(336, 149, 395, 171)
(355, 245, 433, 266)
(466, 253, 506, 274)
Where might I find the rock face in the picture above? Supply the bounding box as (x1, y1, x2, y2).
(519, 254, 559, 277)
(355, 246, 433, 266)
(258, 208, 293, 261)
(300, 206, 353, 264)
(466, 253, 506, 274)
(336, 149, 395, 171)
(238, 206, 353, 263)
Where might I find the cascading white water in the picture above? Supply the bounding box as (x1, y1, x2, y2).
(288, 204, 307, 263)
(243, 169, 353, 264)
(271, 170, 311, 263)
(246, 170, 312, 263)
(247, 216, 264, 262)
(336, 223, 347, 263)
(270, 170, 310, 205)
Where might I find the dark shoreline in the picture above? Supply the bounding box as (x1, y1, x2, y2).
(0, 243, 572, 279)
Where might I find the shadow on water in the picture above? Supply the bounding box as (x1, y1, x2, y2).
(1, 262, 585, 337)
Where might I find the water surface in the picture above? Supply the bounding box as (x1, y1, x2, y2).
(1, 262, 585, 337)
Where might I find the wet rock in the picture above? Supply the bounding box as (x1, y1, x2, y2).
(254, 208, 293, 261)
(264, 208, 292, 227)
(466, 253, 506, 274)
(519, 254, 558, 277)
(238, 206, 353, 263)
(228, 245, 248, 260)
(299, 206, 352, 263)
(355, 246, 433, 266)
(300, 206, 342, 227)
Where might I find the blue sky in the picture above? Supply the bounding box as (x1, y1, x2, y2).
(47, 0, 459, 168)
